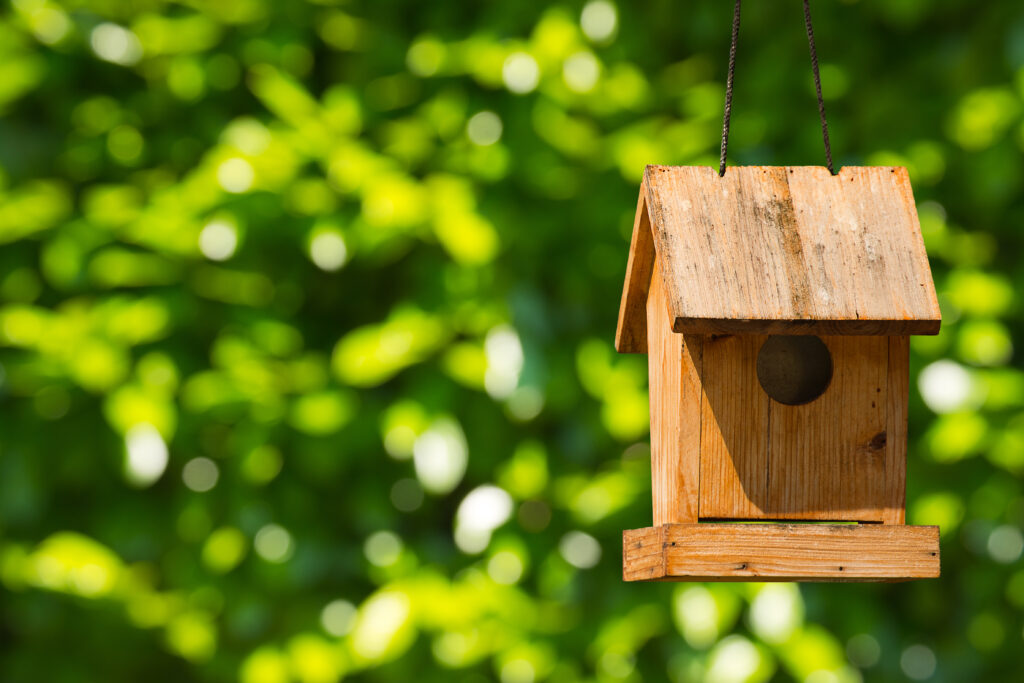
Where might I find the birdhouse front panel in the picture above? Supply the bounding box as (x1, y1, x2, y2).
(696, 333, 903, 523)
(620, 166, 940, 582)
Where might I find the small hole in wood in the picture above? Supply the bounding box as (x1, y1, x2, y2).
(756, 335, 833, 406)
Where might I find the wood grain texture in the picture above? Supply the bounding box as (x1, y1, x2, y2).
(765, 336, 888, 521)
(883, 336, 909, 524)
(680, 334, 703, 520)
(623, 523, 940, 582)
(640, 166, 941, 336)
(646, 257, 700, 524)
(622, 526, 665, 581)
(698, 334, 769, 519)
(615, 186, 655, 353)
(697, 335, 891, 521)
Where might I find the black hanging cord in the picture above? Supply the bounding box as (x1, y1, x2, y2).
(717, 0, 741, 177)
(718, 0, 837, 176)
(803, 0, 835, 175)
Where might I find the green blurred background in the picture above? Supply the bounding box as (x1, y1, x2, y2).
(0, 0, 1022, 681)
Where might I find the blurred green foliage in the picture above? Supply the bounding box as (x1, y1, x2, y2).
(0, 0, 1023, 681)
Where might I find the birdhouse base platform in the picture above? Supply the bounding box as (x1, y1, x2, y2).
(623, 523, 940, 582)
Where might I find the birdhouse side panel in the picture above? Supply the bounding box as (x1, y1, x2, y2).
(646, 256, 701, 525)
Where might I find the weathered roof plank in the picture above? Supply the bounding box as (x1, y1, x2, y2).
(615, 165, 941, 348)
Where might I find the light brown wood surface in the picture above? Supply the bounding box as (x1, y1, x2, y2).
(883, 336, 909, 524)
(618, 166, 941, 338)
(698, 334, 769, 518)
(646, 257, 700, 524)
(764, 336, 888, 520)
(623, 523, 940, 582)
(697, 335, 890, 521)
(615, 187, 654, 353)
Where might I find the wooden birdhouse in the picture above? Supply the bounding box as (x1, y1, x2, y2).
(617, 166, 942, 582)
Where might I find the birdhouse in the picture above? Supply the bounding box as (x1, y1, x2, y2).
(617, 166, 942, 582)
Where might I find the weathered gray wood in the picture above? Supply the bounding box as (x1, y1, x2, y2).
(619, 166, 941, 336)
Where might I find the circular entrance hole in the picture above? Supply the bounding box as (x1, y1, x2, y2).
(756, 335, 833, 406)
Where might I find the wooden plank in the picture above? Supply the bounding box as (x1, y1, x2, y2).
(669, 317, 932, 336)
(698, 334, 770, 519)
(646, 257, 700, 525)
(641, 166, 941, 336)
(787, 168, 938, 334)
(764, 336, 888, 521)
(680, 333, 703, 520)
(623, 523, 940, 582)
(615, 186, 655, 353)
(882, 336, 909, 524)
(623, 526, 665, 581)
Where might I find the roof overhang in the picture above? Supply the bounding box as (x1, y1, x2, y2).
(615, 166, 941, 352)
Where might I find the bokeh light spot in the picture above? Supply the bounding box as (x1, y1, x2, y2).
(390, 478, 424, 512)
(413, 419, 468, 494)
(748, 584, 803, 644)
(90, 23, 143, 65)
(900, 644, 937, 680)
(124, 424, 168, 487)
(918, 360, 975, 413)
(563, 52, 600, 93)
(987, 525, 1024, 564)
(846, 633, 881, 668)
(581, 1, 618, 42)
(308, 229, 348, 271)
(502, 53, 540, 94)
(321, 599, 357, 637)
(216, 158, 255, 193)
(202, 527, 247, 573)
(183, 457, 220, 492)
(364, 531, 403, 567)
(467, 111, 503, 146)
(705, 635, 763, 683)
(455, 485, 514, 553)
(199, 220, 239, 261)
(487, 551, 524, 585)
(559, 531, 601, 569)
(254, 524, 294, 563)
(501, 659, 535, 683)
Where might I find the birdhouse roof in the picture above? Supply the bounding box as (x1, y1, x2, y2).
(615, 166, 941, 352)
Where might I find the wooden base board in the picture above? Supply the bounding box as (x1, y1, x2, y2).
(623, 523, 939, 582)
